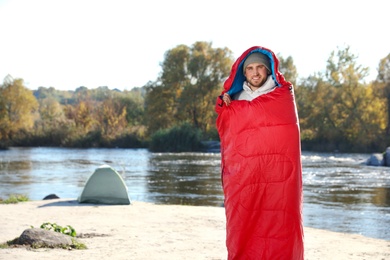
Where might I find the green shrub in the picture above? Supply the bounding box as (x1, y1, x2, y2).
(40, 222, 77, 237)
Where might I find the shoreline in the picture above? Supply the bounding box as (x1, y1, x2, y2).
(0, 199, 389, 260)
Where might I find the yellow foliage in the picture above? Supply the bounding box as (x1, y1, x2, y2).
(0, 78, 38, 141)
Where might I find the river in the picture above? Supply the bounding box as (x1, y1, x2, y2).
(0, 147, 389, 240)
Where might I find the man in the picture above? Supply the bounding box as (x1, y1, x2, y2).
(215, 46, 304, 259)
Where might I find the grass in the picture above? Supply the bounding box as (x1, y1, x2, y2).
(0, 194, 29, 204)
(1, 237, 87, 250)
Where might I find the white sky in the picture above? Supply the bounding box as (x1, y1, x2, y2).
(0, 0, 388, 91)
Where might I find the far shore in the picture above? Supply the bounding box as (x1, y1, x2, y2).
(0, 199, 389, 260)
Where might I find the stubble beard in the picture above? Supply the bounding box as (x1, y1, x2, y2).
(248, 76, 267, 89)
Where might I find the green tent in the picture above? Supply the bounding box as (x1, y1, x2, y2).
(78, 165, 131, 205)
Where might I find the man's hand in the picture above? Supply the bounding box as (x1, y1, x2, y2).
(223, 93, 232, 106)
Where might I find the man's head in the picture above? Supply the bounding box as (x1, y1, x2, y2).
(243, 52, 271, 88)
(243, 52, 271, 73)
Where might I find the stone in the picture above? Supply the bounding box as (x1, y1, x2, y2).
(17, 228, 73, 248)
(366, 153, 384, 166)
(384, 147, 390, 166)
(43, 194, 60, 200)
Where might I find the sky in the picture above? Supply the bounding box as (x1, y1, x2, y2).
(0, 0, 388, 91)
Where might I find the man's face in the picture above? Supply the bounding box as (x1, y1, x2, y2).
(244, 63, 269, 88)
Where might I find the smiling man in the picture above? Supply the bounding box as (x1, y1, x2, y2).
(215, 46, 304, 259)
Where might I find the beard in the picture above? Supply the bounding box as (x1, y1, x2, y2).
(247, 76, 268, 89)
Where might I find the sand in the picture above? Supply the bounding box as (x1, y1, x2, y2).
(0, 199, 389, 260)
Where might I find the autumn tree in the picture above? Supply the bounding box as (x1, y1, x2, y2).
(297, 46, 386, 151)
(278, 55, 298, 87)
(144, 45, 190, 134)
(0, 76, 38, 146)
(374, 53, 390, 136)
(145, 41, 233, 135)
(327, 46, 386, 149)
(96, 97, 127, 139)
(179, 42, 233, 133)
(62, 87, 97, 134)
(75, 101, 96, 131)
(296, 74, 338, 142)
(120, 88, 145, 126)
(38, 97, 65, 131)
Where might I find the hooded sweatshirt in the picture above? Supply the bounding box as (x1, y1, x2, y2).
(233, 75, 276, 101)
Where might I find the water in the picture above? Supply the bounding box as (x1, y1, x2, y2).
(302, 152, 390, 241)
(0, 147, 389, 240)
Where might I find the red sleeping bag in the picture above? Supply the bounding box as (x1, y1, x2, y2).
(215, 46, 304, 259)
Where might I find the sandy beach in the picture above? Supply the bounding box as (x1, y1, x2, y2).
(0, 199, 389, 260)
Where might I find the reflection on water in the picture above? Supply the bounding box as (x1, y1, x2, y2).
(372, 187, 390, 207)
(145, 153, 222, 206)
(0, 148, 389, 240)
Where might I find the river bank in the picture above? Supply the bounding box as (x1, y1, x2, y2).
(0, 199, 389, 260)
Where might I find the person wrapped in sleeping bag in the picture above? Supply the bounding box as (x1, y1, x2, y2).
(215, 46, 304, 259)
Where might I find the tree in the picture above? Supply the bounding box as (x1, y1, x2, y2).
(96, 97, 127, 139)
(0, 76, 38, 145)
(144, 45, 191, 134)
(325, 46, 370, 86)
(144, 81, 178, 134)
(38, 97, 65, 129)
(278, 55, 298, 87)
(74, 100, 96, 132)
(325, 46, 385, 149)
(116, 89, 145, 126)
(297, 46, 386, 151)
(145, 41, 234, 135)
(180, 42, 233, 133)
(375, 53, 390, 135)
(297, 73, 349, 146)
